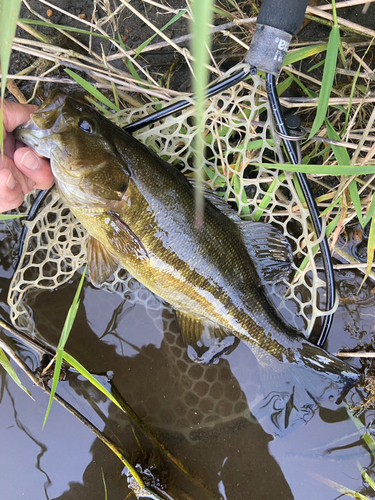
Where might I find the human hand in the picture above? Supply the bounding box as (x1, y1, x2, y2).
(0, 100, 54, 213)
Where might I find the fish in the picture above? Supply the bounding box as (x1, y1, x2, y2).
(16, 90, 360, 411)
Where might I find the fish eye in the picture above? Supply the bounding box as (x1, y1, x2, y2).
(78, 118, 95, 134)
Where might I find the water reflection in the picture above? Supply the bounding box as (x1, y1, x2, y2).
(0, 260, 374, 498)
(60, 282, 294, 499)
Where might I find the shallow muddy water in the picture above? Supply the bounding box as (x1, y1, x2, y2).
(0, 218, 374, 500)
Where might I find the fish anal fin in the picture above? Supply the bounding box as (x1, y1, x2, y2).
(239, 221, 294, 284)
(106, 211, 149, 262)
(175, 310, 239, 364)
(88, 236, 120, 287)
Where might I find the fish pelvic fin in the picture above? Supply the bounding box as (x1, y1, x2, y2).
(88, 236, 120, 287)
(175, 311, 239, 364)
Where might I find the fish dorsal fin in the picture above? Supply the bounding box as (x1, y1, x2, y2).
(238, 221, 293, 284)
(87, 236, 120, 287)
(106, 211, 149, 262)
(175, 310, 239, 364)
(188, 178, 241, 221)
(188, 180, 293, 284)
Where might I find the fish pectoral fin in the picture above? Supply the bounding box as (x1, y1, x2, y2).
(88, 236, 121, 287)
(175, 310, 239, 364)
(239, 221, 294, 284)
(106, 211, 149, 262)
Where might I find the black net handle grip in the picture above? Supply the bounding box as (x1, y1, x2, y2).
(258, 0, 310, 35)
(246, 0, 310, 75)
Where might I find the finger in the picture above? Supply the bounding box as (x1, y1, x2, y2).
(0, 169, 24, 213)
(0, 153, 30, 194)
(1, 100, 37, 132)
(4, 130, 16, 158)
(13, 147, 54, 190)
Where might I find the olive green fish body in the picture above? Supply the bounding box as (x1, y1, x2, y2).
(16, 91, 360, 401)
(74, 141, 291, 356)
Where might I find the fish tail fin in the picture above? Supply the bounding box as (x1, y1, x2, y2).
(251, 343, 360, 436)
(296, 341, 360, 397)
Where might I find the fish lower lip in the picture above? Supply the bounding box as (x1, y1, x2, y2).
(15, 126, 49, 144)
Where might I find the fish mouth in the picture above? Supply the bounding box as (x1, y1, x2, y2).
(16, 125, 52, 150)
(35, 90, 67, 114)
(15, 90, 69, 157)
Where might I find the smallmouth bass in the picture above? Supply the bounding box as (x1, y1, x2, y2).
(16, 91, 359, 410)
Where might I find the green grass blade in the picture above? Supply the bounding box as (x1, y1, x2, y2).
(321, 194, 342, 217)
(325, 120, 364, 225)
(348, 180, 363, 225)
(19, 18, 113, 42)
(257, 163, 375, 175)
(191, 0, 214, 225)
(102, 469, 108, 500)
(277, 75, 293, 96)
(62, 352, 123, 411)
(122, 55, 153, 89)
(308, 27, 340, 139)
(43, 353, 63, 428)
(362, 195, 375, 228)
(0, 0, 22, 155)
(0, 346, 32, 397)
(284, 44, 328, 66)
(359, 464, 375, 492)
(43, 267, 87, 428)
(86, 97, 112, 115)
(316, 476, 371, 500)
(124, 57, 142, 82)
(325, 120, 350, 164)
(308, 59, 325, 73)
(203, 165, 226, 187)
(211, 5, 233, 18)
(326, 204, 341, 235)
(284, 70, 317, 98)
(349, 410, 375, 453)
(64, 69, 119, 111)
(360, 216, 375, 288)
(135, 9, 187, 56)
(253, 173, 286, 221)
(0, 214, 26, 220)
(0, 0, 22, 100)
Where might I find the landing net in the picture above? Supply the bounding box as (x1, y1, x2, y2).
(8, 72, 333, 338)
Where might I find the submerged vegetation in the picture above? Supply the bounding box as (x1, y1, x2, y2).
(1, 0, 375, 498)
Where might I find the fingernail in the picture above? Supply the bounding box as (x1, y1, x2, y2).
(6, 173, 17, 190)
(21, 150, 41, 170)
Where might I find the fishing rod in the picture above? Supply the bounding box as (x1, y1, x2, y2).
(15, 0, 334, 347)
